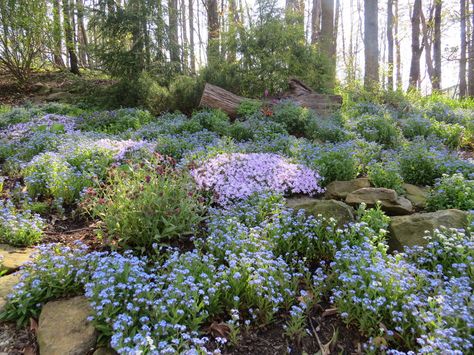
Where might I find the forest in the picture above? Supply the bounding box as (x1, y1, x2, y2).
(0, 1, 473, 355)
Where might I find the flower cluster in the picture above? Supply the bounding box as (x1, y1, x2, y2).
(191, 153, 324, 205)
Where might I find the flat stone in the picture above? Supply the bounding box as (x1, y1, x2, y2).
(0, 245, 35, 273)
(402, 183, 429, 209)
(38, 296, 97, 355)
(287, 197, 355, 227)
(93, 348, 117, 355)
(346, 187, 413, 215)
(325, 178, 371, 200)
(389, 209, 469, 250)
(0, 273, 20, 312)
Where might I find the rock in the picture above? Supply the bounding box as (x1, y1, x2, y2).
(31, 82, 52, 94)
(325, 178, 371, 200)
(0, 273, 20, 312)
(287, 197, 355, 227)
(389, 209, 469, 250)
(38, 296, 97, 355)
(0, 245, 35, 274)
(402, 183, 429, 209)
(93, 348, 117, 355)
(346, 187, 413, 215)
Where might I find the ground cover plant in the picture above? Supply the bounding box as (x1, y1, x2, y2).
(0, 98, 473, 355)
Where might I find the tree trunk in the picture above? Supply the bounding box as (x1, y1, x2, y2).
(433, 0, 442, 90)
(311, 0, 321, 44)
(76, 0, 89, 67)
(460, 0, 467, 97)
(181, 0, 188, 71)
(422, 6, 436, 89)
(52, 0, 65, 67)
(321, 0, 335, 90)
(387, 0, 394, 90)
(409, 0, 422, 90)
(169, 0, 180, 65)
(469, 0, 474, 96)
(364, 0, 379, 90)
(62, 0, 80, 75)
(189, 0, 196, 73)
(227, 0, 239, 62)
(395, 0, 402, 89)
(207, 0, 219, 65)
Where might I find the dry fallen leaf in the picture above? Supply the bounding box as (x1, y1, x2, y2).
(29, 318, 38, 333)
(208, 321, 231, 338)
(322, 308, 338, 317)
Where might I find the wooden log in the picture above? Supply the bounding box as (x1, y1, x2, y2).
(199, 80, 342, 117)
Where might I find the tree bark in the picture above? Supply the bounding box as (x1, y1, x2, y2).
(469, 0, 474, 96)
(409, 0, 422, 90)
(460, 0, 467, 97)
(311, 0, 321, 44)
(62, 0, 80, 75)
(395, 0, 402, 89)
(52, 0, 65, 67)
(433, 0, 442, 90)
(422, 6, 436, 90)
(321, 0, 335, 90)
(189, 0, 196, 73)
(387, 0, 394, 90)
(207, 0, 219, 65)
(76, 0, 89, 67)
(169, 0, 180, 65)
(364, 0, 379, 90)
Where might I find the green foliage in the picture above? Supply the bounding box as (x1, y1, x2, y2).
(272, 101, 312, 136)
(306, 114, 349, 142)
(237, 99, 263, 117)
(401, 115, 433, 139)
(355, 113, 401, 148)
(83, 157, 207, 251)
(426, 174, 474, 211)
(169, 75, 204, 114)
(367, 161, 404, 194)
(313, 143, 359, 186)
(399, 142, 439, 186)
(137, 72, 171, 115)
(77, 108, 154, 134)
(431, 121, 464, 149)
(356, 202, 390, 238)
(192, 109, 230, 135)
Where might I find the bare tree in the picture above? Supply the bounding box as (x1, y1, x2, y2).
(311, 0, 321, 44)
(387, 0, 394, 90)
(460, 0, 467, 97)
(364, 0, 379, 89)
(409, 0, 422, 90)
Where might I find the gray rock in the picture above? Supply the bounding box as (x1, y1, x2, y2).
(38, 296, 97, 355)
(287, 197, 355, 227)
(389, 209, 469, 250)
(325, 178, 371, 200)
(346, 187, 413, 215)
(402, 183, 429, 209)
(0, 273, 20, 312)
(0, 245, 35, 274)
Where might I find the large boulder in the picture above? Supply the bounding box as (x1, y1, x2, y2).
(0, 244, 35, 274)
(346, 187, 413, 215)
(287, 197, 355, 227)
(325, 178, 371, 200)
(38, 296, 97, 355)
(389, 209, 469, 250)
(0, 273, 20, 312)
(402, 183, 429, 209)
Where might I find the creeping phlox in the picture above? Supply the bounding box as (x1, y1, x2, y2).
(190, 153, 324, 205)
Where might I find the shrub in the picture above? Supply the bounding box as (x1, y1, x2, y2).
(272, 101, 312, 136)
(400, 115, 433, 139)
(431, 121, 464, 149)
(83, 157, 207, 250)
(355, 112, 401, 148)
(169, 75, 204, 114)
(306, 115, 349, 142)
(399, 142, 440, 186)
(192, 109, 230, 135)
(312, 142, 359, 186)
(0, 199, 45, 246)
(154, 131, 220, 160)
(424, 102, 463, 124)
(367, 160, 404, 194)
(356, 202, 390, 238)
(137, 73, 171, 115)
(237, 99, 262, 117)
(76, 108, 154, 134)
(191, 153, 324, 205)
(228, 116, 288, 141)
(426, 173, 474, 211)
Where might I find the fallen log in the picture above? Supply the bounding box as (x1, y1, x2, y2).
(199, 79, 342, 118)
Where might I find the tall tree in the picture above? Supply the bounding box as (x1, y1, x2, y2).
(433, 0, 442, 90)
(408, 0, 422, 90)
(364, 0, 379, 89)
(169, 0, 180, 65)
(62, 0, 80, 74)
(469, 0, 474, 96)
(311, 0, 321, 44)
(76, 0, 89, 67)
(189, 0, 196, 72)
(285, 0, 305, 38)
(395, 0, 402, 89)
(460, 0, 467, 97)
(321, 0, 335, 90)
(207, 0, 219, 65)
(52, 0, 64, 67)
(387, 0, 394, 90)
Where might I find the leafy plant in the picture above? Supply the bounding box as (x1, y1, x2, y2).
(312, 142, 359, 186)
(355, 112, 401, 148)
(426, 173, 474, 211)
(367, 160, 404, 194)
